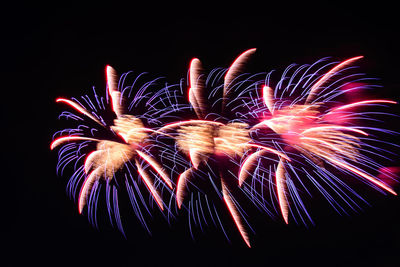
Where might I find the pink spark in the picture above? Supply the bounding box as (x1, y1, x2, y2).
(50, 136, 100, 150)
(106, 65, 118, 96)
(56, 98, 103, 126)
(301, 126, 368, 136)
(378, 167, 400, 187)
(329, 100, 397, 112)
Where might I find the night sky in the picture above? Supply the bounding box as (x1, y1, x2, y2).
(7, 2, 400, 266)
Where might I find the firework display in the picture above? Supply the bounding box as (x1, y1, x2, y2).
(51, 49, 398, 247)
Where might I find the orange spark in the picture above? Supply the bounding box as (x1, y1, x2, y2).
(276, 159, 289, 224)
(262, 85, 275, 114)
(223, 48, 257, 109)
(135, 159, 164, 211)
(176, 168, 194, 209)
(222, 180, 251, 248)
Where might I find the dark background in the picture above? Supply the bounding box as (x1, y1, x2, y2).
(6, 2, 400, 266)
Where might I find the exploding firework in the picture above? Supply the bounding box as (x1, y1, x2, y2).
(51, 65, 188, 232)
(154, 49, 290, 247)
(241, 56, 398, 226)
(51, 49, 398, 247)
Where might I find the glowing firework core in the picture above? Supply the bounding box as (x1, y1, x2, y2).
(111, 115, 148, 146)
(177, 122, 251, 159)
(214, 123, 250, 157)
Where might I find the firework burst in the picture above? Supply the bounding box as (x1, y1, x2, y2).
(242, 56, 398, 225)
(51, 65, 188, 232)
(51, 49, 398, 247)
(154, 49, 292, 247)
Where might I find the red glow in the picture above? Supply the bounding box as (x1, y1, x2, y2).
(341, 82, 365, 100)
(322, 111, 350, 125)
(378, 167, 400, 187)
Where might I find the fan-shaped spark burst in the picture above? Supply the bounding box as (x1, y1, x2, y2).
(51, 66, 172, 215)
(157, 49, 289, 247)
(242, 57, 398, 224)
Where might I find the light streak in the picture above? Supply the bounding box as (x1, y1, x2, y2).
(50, 136, 100, 150)
(247, 144, 290, 161)
(56, 98, 104, 126)
(326, 157, 397, 195)
(305, 56, 364, 103)
(79, 167, 102, 214)
(238, 150, 266, 186)
(136, 150, 173, 189)
(222, 180, 251, 248)
(262, 85, 275, 114)
(276, 159, 289, 224)
(301, 126, 368, 136)
(176, 168, 194, 209)
(223, 48, 257, 109)
(135, 159, 164, 211)
(329, 99, 398, 112)
(189, 148, 202, 169)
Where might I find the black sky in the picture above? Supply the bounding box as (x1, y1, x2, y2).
(6, 2, 400, 266)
